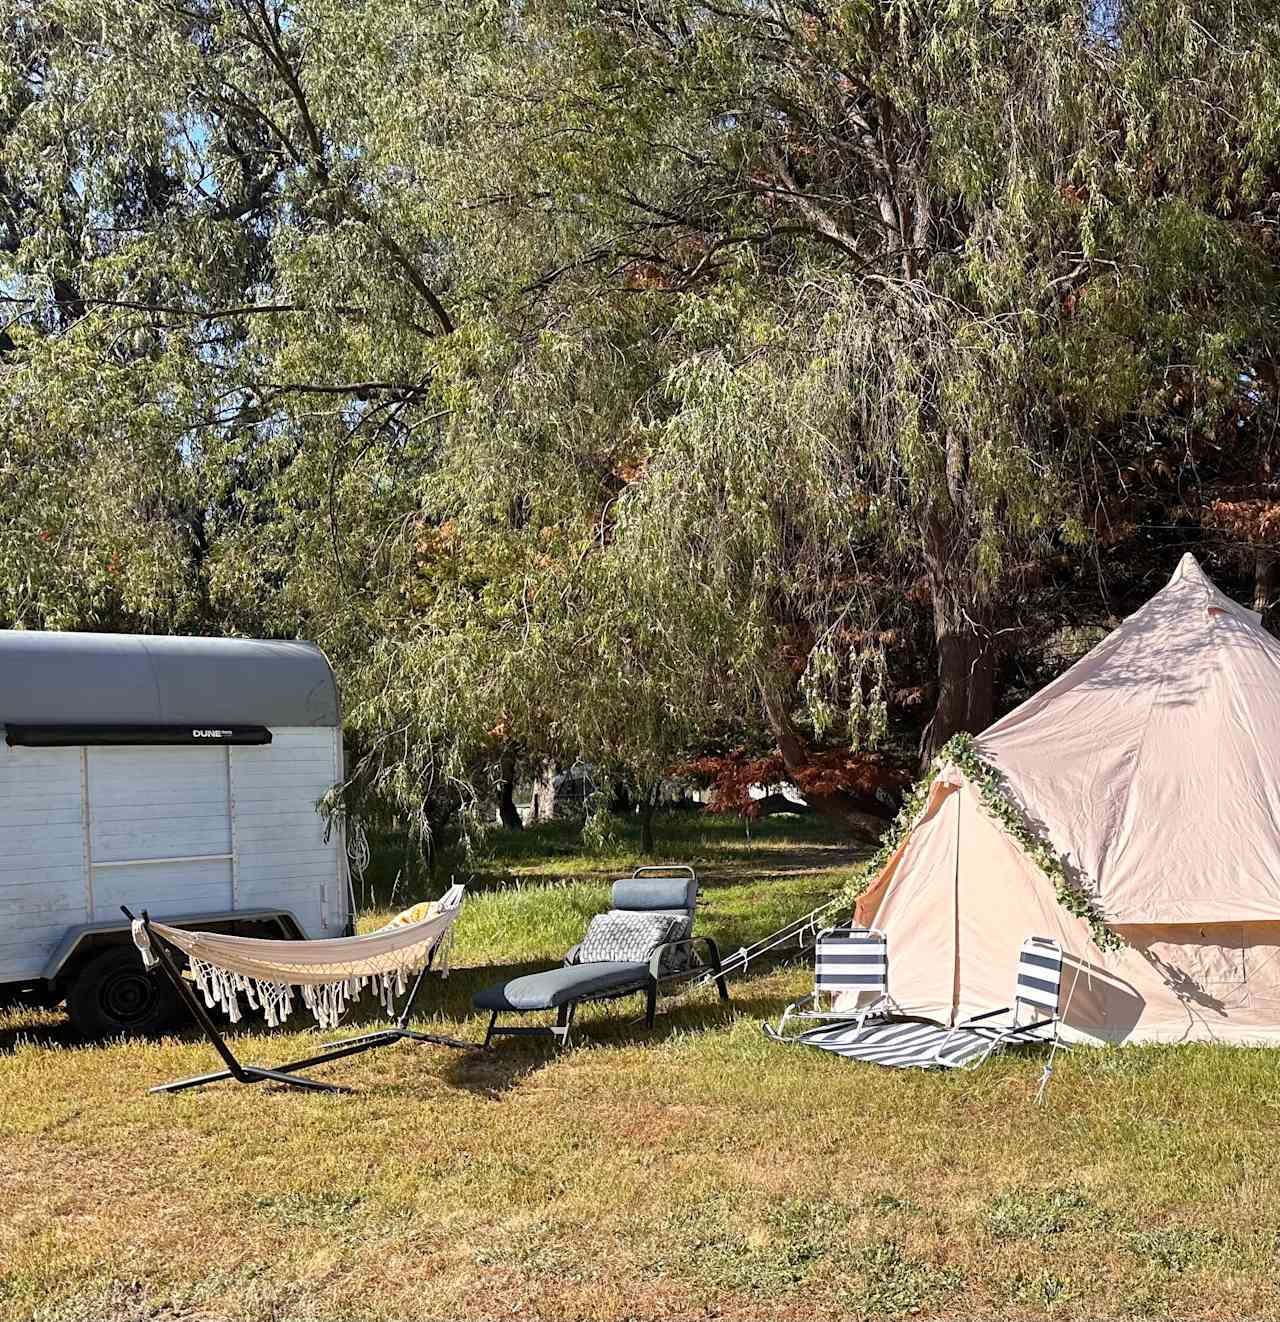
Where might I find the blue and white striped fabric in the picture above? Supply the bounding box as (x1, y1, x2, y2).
(815, 926, 888, 998)
(768, 925, 893, 1039)
(788, 1018, 991, 1070)
(1015, 937, 1063, 1017)
(955, 937, 1064, 1062)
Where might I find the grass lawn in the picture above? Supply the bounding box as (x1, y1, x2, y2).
(3, 814, 1279, 1321)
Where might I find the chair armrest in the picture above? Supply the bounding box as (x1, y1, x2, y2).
(978, 1016, 1057, 1043)
(955, 1005, 1010, 1028)
(564, 944, 583, 966)
(647, 935, 724, 984)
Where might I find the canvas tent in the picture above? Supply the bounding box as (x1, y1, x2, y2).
(853, 554, 1280, 1045)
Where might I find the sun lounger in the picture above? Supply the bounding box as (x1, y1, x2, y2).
(474, 867, 729, 1048)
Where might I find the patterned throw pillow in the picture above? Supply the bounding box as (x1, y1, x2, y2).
(577, 910, 684, 964)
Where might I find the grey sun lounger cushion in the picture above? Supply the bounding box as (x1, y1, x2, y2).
(610, 875, 697, 915)
(473, 961, 649, 1012)
(606, 877, 698, 970)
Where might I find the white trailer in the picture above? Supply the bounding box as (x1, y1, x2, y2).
(0, 630, 351, 1036)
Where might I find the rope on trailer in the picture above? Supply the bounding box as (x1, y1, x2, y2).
(343, 819, 371, 919)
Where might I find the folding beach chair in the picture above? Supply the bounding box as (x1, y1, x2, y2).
(765, 925, 895, 1041)
(935, 936, 1064, 1069)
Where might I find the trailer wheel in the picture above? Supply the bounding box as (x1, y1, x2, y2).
(66, 946, 180, 1039)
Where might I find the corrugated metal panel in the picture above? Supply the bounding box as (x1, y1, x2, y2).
(87, 746, 232, 922)
(0, 746, 86, 981)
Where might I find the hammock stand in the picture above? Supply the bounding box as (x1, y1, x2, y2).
(124, 899, 473, 1095)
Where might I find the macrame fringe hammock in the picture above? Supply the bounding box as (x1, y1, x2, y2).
(131, 888, 461, 1032)
(178, 937, 453, 1031)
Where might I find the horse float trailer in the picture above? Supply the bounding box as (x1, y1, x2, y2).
(0, 630, 351, 1036)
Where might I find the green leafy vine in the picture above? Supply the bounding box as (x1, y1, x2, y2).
(842, 732, 1121, 952)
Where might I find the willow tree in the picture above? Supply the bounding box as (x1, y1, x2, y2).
(0, 0, 711, 837)
(3, 0, 1277, 841)
(466, 0, 1280, 771)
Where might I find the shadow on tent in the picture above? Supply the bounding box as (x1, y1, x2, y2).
(1057, 953, 1145, 1040)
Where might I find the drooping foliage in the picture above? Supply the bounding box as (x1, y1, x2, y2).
(2, 0, 1278, 844)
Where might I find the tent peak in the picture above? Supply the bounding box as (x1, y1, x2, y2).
(1160, 552, 1264, 626)
(1170, 551, 1208, 585)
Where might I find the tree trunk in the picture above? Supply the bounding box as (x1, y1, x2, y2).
(920, 594, 995, 762)
(1255, 547, 1280, 636)
(759, 683, 895, 841)
(609, 780, 632, 813)
(918, 496, 995, 765)
(530, 762, 559, 822)
(751, 792, 814, 817)
(639, 785, 658, 855)
(496, 747, 523, 830)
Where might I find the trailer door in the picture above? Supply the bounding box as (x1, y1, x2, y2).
(87, 745, 233, 921)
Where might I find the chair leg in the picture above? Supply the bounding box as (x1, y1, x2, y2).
(553, 1001, 576, 1049)
(483, 1011, 499, 1049)
(644, 979, 657, 1029)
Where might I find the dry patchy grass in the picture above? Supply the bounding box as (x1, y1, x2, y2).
(3, 817, 1280, 1321)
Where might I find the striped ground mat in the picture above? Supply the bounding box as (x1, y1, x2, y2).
(769, 1017, 994, 1069)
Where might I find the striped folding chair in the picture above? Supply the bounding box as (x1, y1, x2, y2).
(934, 936, 1064, 1069)
(766, 925, 895, 1041)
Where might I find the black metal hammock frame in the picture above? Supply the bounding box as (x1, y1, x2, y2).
(124, 905, 474, 1095)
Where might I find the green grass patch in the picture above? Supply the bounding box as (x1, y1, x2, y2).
(849, 1240, 966, 1315)
(3, 815, 1280, 1320)
(985, 1188, 1099, 1240)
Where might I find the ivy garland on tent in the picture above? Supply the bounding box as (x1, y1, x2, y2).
(843, 733, 1122, 952)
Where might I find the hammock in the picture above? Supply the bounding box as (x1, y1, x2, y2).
(132, 885, 463, 1031)
(128, 885, 471, 1095)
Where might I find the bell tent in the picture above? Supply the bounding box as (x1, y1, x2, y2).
(853, 554, 1280, 1045)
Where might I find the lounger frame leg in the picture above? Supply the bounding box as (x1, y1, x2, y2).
(128, 908, 471, 1096)
(554, 1000, 576, 1047)
(482, 1001, 579, 1049)
(704, 938, 730, 1004)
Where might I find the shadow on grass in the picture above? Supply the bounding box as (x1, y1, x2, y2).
(0, 967, 796, 1105)
(0, 960, 552, 1055)
(0, 1009, 83, 1056)
(442, 987, 786, 1099)
(0, 952, 803, 1067)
